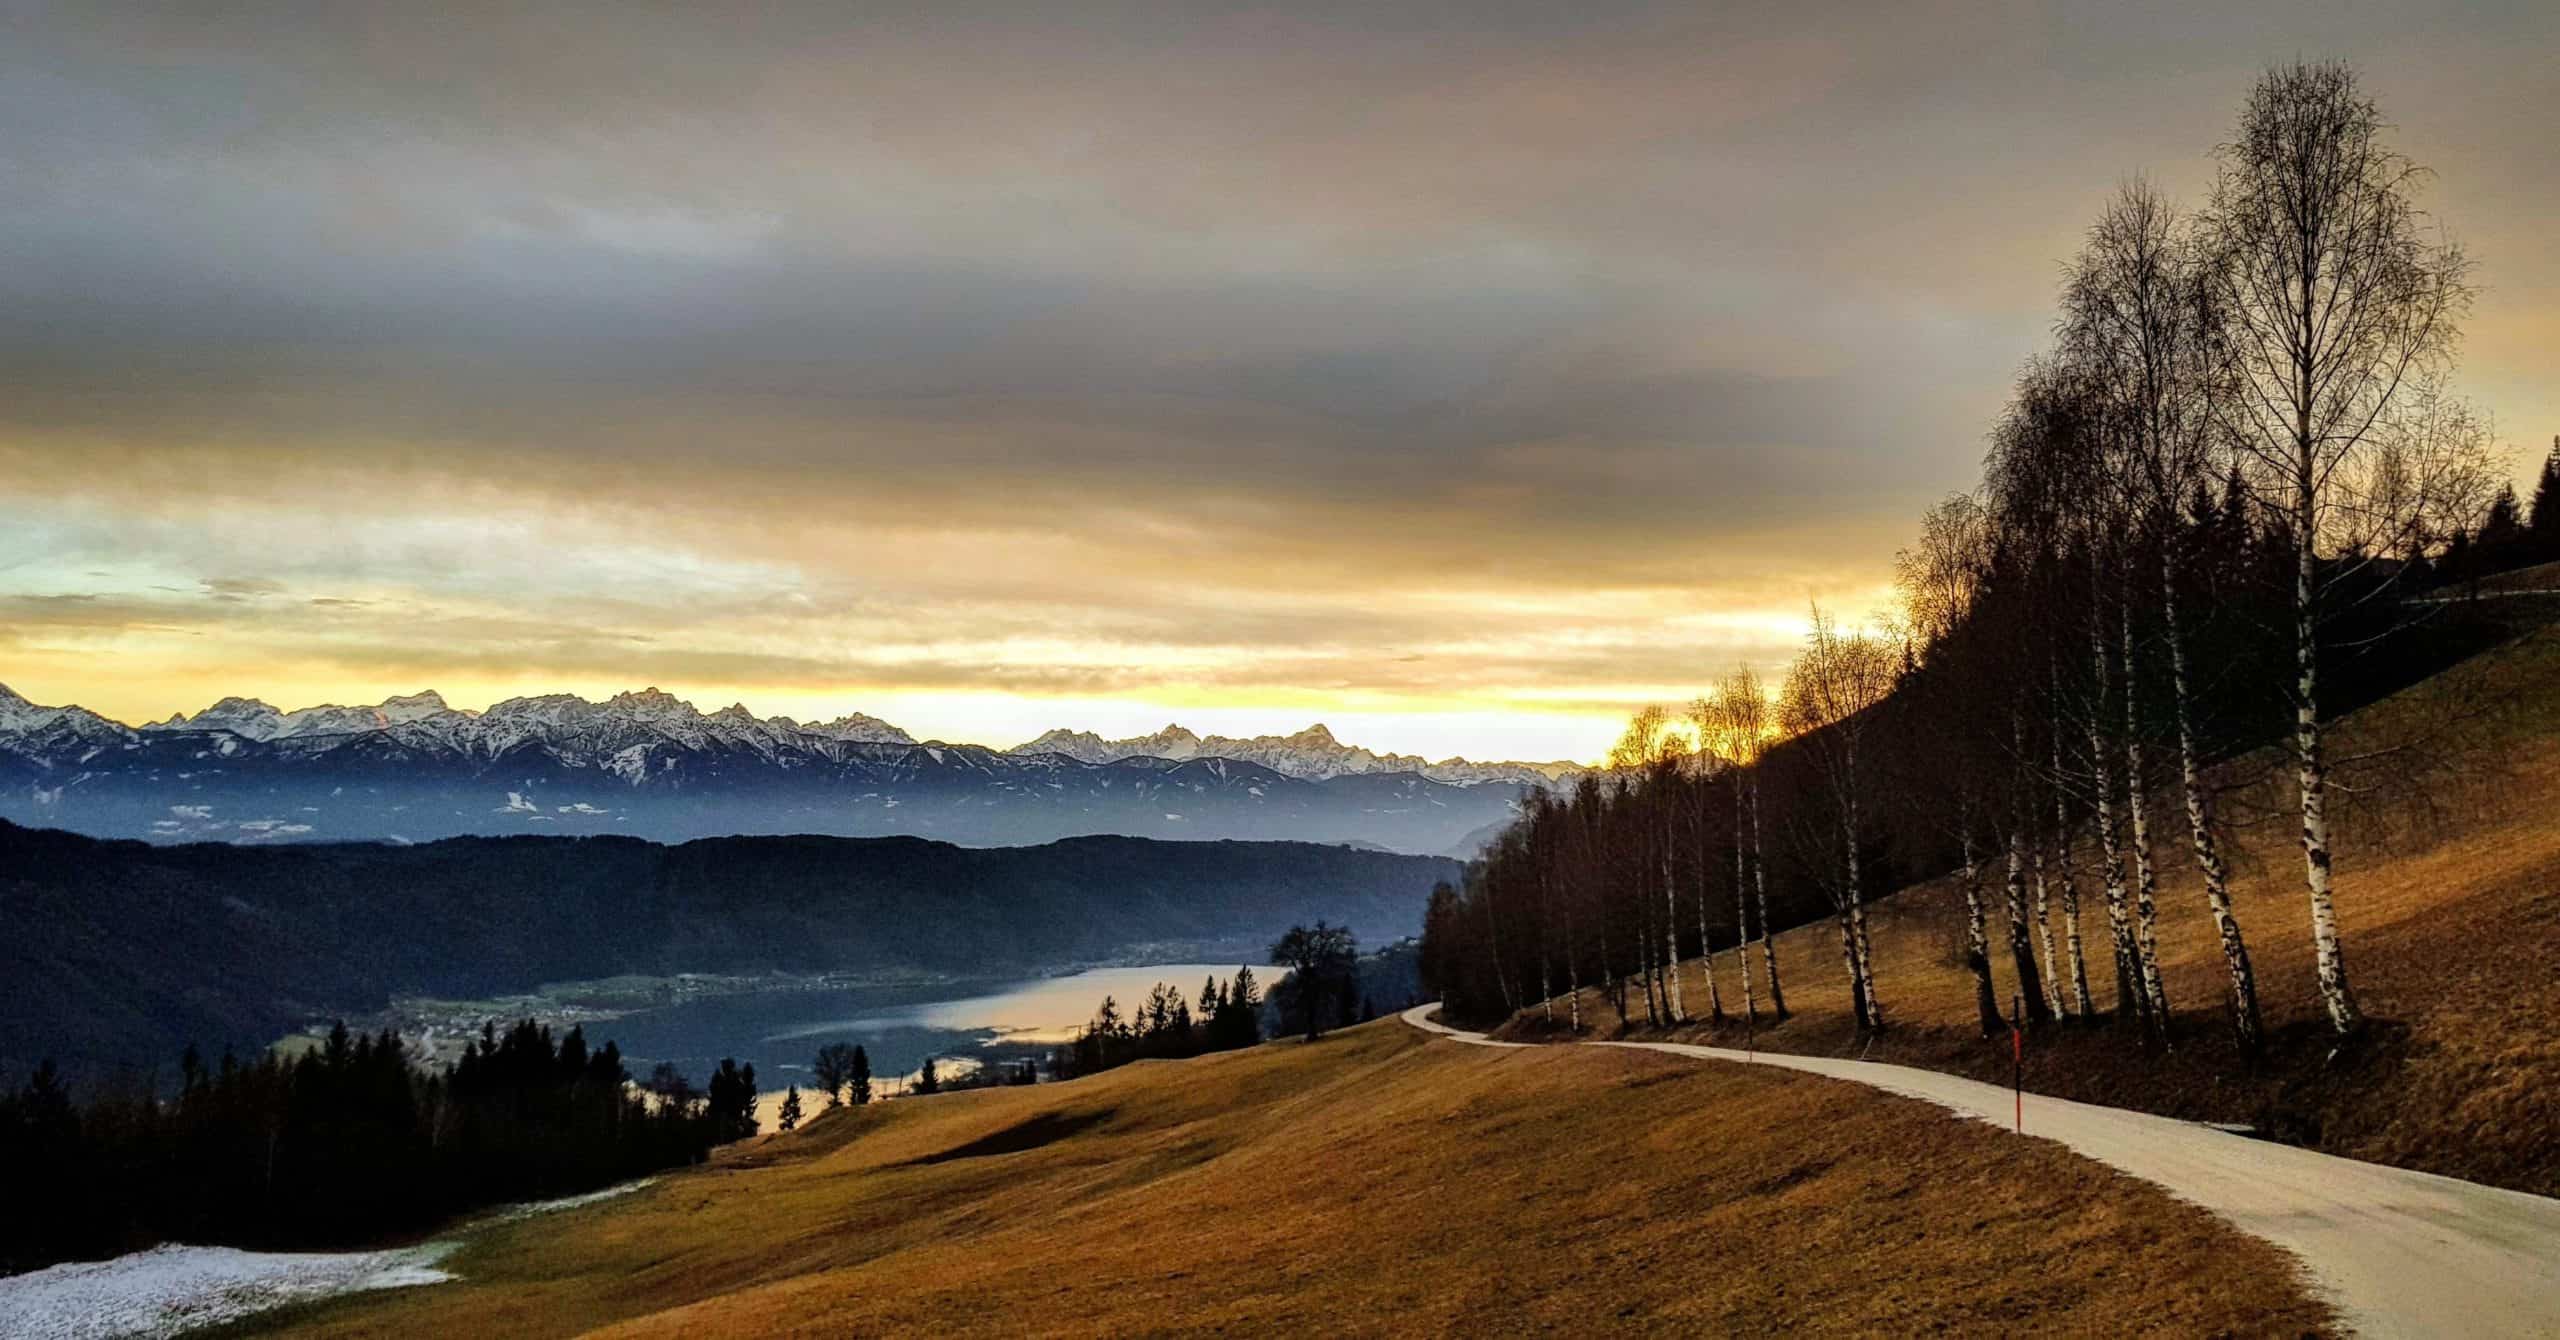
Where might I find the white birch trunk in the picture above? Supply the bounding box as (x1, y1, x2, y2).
(1728, 778, 1756, 1026)
(2088, 594, 2141, 1022)
(1661, 836, 1688, 1024)
(2295, 462, 2360, 1034)
(1844, 741, 1880, 1030)
(1690, 812, 1722, 1023)
(2048, 701, 2095, 1017)
(2003, 825, 2052, 1021)
(2163, 536, 2263, 1052)
(2119, 601, 2170, 1029)
(1536, 868, 1556, 1024)
(2029, 839, 2065, 1019)
(1958, 826, 2001, 1037)
(1751, 773, 1787, 1019)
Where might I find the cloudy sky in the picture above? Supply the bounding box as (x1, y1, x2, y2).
(4, 1, 2553, 761)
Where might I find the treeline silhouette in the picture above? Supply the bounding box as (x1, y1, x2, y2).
(2438, 438, 2560, 583)
(0, 1020, 755, 1275)
(1049, 969, 1263, 1079)
(1422, 62, 2541, 1057)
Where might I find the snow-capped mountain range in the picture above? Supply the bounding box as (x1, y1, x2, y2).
(138, 687, 915, 755)
(1005, 722, 1583, 787)
(2, 681, 1577, 786)
(0, 682, 1554, 852)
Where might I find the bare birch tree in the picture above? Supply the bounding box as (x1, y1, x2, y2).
(1612, 708, 1688, 1025)
(2065, 179, 2268, 1050)
(1780, 606, 1897, 1031)
(1895, 494, 2009, 1035)
(1705, 667, 1788, 1019)
(2202, 61, 2471, 1035)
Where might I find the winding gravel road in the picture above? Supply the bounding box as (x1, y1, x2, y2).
(1402, 1004, 2560, 1338)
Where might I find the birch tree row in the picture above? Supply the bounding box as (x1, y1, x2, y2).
(1418, 62, 2505, 1053)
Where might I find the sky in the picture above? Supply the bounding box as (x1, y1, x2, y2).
(4, 1, 2554, 763)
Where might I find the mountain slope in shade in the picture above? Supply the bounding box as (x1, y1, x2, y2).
(0, 818, 1458, 1082)
(0, 684, 1529, 852)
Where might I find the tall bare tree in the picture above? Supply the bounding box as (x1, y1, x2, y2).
(1781, 606, 1897, 1031)
(1895, 494, 2009, 1035)
(1704, 667, 1788, 1019)
(1611, 707, 1688, 1025)
(1994, 359, 2148, 1023)
(2202, 61, 2471, 1035)
(1679, 734, 1735, 1025)
(1693, 681, 1764, 1028)
(2065, 180, 2269, 1050)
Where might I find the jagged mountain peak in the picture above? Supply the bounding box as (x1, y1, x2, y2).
(1004, 720, 1583, 786)
(606, 687, 695, 717)
(0, 683, 138, 747)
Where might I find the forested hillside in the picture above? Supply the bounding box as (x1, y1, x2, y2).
(0, 823, 1454, 1084)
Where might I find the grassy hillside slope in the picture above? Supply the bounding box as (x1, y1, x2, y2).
(1531, 621, 2560, 1196)
(246, 1021, 2322, 1337)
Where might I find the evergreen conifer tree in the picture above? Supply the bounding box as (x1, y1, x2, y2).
(2529, 438, 2560, 561)
(2480, 483, 2527, 570)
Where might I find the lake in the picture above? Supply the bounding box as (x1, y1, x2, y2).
(596, 963, 1268, 1104)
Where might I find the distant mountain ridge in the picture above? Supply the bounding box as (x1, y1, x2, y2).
(3, 681, 1577, 784)
(1007, 721, 1585, 787)
(0, 682, 1537, 853)
(135, 686, 916, 753)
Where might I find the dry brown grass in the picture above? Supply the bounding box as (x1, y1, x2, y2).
(245, 1020, 2324, 1338)
(1529, 625, 2560, 1197)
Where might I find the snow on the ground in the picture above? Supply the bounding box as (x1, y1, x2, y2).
(0, 1177, 659, 1339)
(478, 1177, 655, 1224)
(0, 1241, 456, 1340)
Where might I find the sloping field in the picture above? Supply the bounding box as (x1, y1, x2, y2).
(242, 1020, 2322, 1337)
(1536, 624, 2560, 1196)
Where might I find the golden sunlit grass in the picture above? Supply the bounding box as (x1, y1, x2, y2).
(243, 1020, 2323, 1338)
(1548, 622, 2560, 1196)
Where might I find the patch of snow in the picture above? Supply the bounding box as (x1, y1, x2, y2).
(0, 1182, 657, 1339)
(0, 1241, 458, 1339)
(604, 744, 652, 784)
